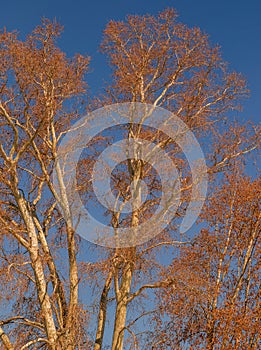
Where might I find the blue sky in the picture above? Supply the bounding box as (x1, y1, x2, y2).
(1, 0, 260, 123)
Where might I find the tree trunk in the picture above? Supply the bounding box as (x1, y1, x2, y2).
(111, 135, 142, 350)
(111, 262, 133, 350)
(94, 271, 112, 350)
(14, 190, 58, 349)
(63, 226, 79, 350)
(54, 161, 79, 349)
(0, 327, 14, 350)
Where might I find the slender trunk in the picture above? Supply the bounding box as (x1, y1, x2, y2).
(111, 262, 133, 350)
(94, 271, 112, 350)
(15, 193, 58, 349)
(111, 126, 142, 350)
(63, 225, 79, 350)
(54, 161, 79, 349)
(0, 327, 14, 350)
(34, 218, 68, 328)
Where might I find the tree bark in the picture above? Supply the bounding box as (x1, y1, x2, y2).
(94, 271, 112, 350)
(111, 262, 133, 350)
(16, 194, 58, 349)
(0, 327, 14, 350)
(111, 133, 142, 350)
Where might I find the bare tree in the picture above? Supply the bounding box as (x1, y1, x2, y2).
(151, 171, 260, 349)
(0, 9, 259, 350)
(91, 9, 259, 350)
(0, 20, 90, 349)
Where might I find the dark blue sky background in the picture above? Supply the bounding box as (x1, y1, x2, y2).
(1, 0, 260, 123)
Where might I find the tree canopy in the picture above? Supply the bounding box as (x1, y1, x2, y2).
(0, 9, 260, 350)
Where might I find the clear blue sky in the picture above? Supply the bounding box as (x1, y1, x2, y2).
(1, 0, 260, 123)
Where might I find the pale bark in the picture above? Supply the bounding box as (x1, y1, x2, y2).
(15, 193, 58, 349)
(33, 215, 68, 329)
(111, 261, 133, 350)
(111, 137, 141, 350)
(0, 327, 14, 350)
(53, 159, 79, 349)
(63, 225, 79, 350)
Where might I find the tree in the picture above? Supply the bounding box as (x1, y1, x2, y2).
(0, 9, 259, 350)
(150, 172, 260, 349)
(0, 20, 90, 349)
(91, 9, 259, 350)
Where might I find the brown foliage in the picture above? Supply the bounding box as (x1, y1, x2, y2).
(151, 173, 260, 349)
(0, 10, 260, 350)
